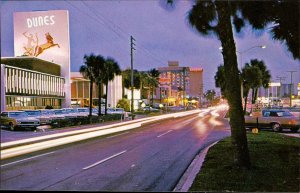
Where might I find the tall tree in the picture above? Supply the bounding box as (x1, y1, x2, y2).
(79, 53, 98, 117)
(188, 1, 251, 168)
(248, 59, 271, 104)
(204, 89, 216, 103)
(214, 65, 227, 99)
(164, 0, 299, 168)
(148, 68, 160, 106)
(139, 72, 151, 100)
(103, 57, 121, 115)
(92, 55, 106, 116)
(241, 62, 263, 114)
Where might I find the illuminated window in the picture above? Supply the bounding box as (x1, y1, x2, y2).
(5, 68, 8, 92)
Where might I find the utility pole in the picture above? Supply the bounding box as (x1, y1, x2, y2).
(276, 76, 286, 98)
(287, 71, 296, 107)
(130, 35, 136, 113)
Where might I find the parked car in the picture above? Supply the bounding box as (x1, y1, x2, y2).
(21, 110, 52, 125)
(77, 108, 99, 116)
(245, 109, 300, 132)
(60, 108, 79, 118)
(52, 109, 75, 119)
(143, 106, 160, 112)
(0, 111, 40, 131)
(107, 107, 126, 114)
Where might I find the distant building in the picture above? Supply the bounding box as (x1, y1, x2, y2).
(156, 61, 203, 106)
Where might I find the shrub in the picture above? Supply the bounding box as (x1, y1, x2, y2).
(117, 99, 130, 112)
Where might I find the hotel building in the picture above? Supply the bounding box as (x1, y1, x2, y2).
(156, 61, 203, 106)
(1, 57, 66, 111)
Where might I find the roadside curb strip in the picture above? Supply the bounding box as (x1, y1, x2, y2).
(173, 141, 219, 192)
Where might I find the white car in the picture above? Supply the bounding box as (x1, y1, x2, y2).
(0, 111, 40, 131)
(143, 106, 160, 112)
(22, 110, 52, 125)
(76, 108, 98, 116)
(107, 108, 126, 115)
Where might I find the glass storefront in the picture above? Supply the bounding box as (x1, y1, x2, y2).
(4, 65, 65, 110)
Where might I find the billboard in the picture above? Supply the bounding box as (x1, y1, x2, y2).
(14, 10, 71, 107)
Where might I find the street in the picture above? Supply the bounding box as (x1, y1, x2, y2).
(1, 108, 230, 191)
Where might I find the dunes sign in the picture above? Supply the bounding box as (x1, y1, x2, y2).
(14, 10, 71, 107)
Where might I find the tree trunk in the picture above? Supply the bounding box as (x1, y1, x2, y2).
(89, 78, 93, 117)
(243, 94, 248, 115)
(216, 1, 251, 168)
(151, 87, 154, 107)
(98, 81, 102, 116)
(253, 88, 258, 104)
(251, 88, 255, 104)
(105, 82, 108, 115)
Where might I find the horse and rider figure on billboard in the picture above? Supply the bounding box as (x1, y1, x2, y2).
(22, 31, 60, 57)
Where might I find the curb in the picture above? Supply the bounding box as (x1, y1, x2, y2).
(173, 141, 219, 192)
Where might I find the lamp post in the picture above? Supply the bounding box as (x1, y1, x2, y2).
(237, 45, 266, 102)
(287, 71, 297, 107)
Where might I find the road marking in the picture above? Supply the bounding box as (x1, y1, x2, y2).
(82, 150, 127, 170)
(106, 131, 130, 139)
(0, 151, 55, 167)
(157, 130, 173, 138)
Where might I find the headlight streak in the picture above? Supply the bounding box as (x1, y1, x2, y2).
(1, 123, 142, 160)
(1, 110, 202, 160)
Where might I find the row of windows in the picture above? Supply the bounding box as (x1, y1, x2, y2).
(5, 66, 65, 97)
(6, 96, 62, 107)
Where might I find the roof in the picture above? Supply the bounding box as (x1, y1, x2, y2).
(1, 57, 61, 76)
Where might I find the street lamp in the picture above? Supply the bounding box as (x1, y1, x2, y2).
(238, 45, 266, 101)
(219, 45, 266, 110)
(236, 45, 266, 70)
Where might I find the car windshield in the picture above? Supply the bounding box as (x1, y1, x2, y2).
(9, 112, 28, 118)
(66, 109, 76, 113)
(54, 110, 64, 114)
(25, 111, 41, 116)
(78, 108, 88, 112)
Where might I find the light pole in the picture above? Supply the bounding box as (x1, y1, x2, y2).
(287, 71, 297, 107)
(218, 45, 266, 102)
(237, 45, 266, 102)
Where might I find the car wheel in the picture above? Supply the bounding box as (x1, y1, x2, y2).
(271, 123, 282, 132)
(9, 122, 15, 131)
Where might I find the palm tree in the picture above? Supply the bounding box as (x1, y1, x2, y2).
(241, 62, 263, 114)
(248, 59, 271, 104)
(166, 0, 299, 168)
(148, 76, 159, 107)
(204, 89, 216, 104)
(103, 57, 121, 115)
(92, 55, 106, 116)
(139, 72, 151, 100)
(79, 53, 98, 117)
(214, 65, 227, 99)
(148, 68, 160, 107)
(188, 1, 251, 168)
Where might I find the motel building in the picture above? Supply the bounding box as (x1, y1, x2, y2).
(0, 57, 66, 112)
(70, 72, 123, 109)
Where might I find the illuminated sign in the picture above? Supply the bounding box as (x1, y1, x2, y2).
(14, 10, 71, 107)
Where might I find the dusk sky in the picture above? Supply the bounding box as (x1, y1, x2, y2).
(1, 0, 299, 92)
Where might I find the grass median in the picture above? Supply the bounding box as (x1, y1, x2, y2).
(189, 131, 300, 192)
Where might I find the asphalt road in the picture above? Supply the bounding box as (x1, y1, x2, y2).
(0, 108, 230, 191)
